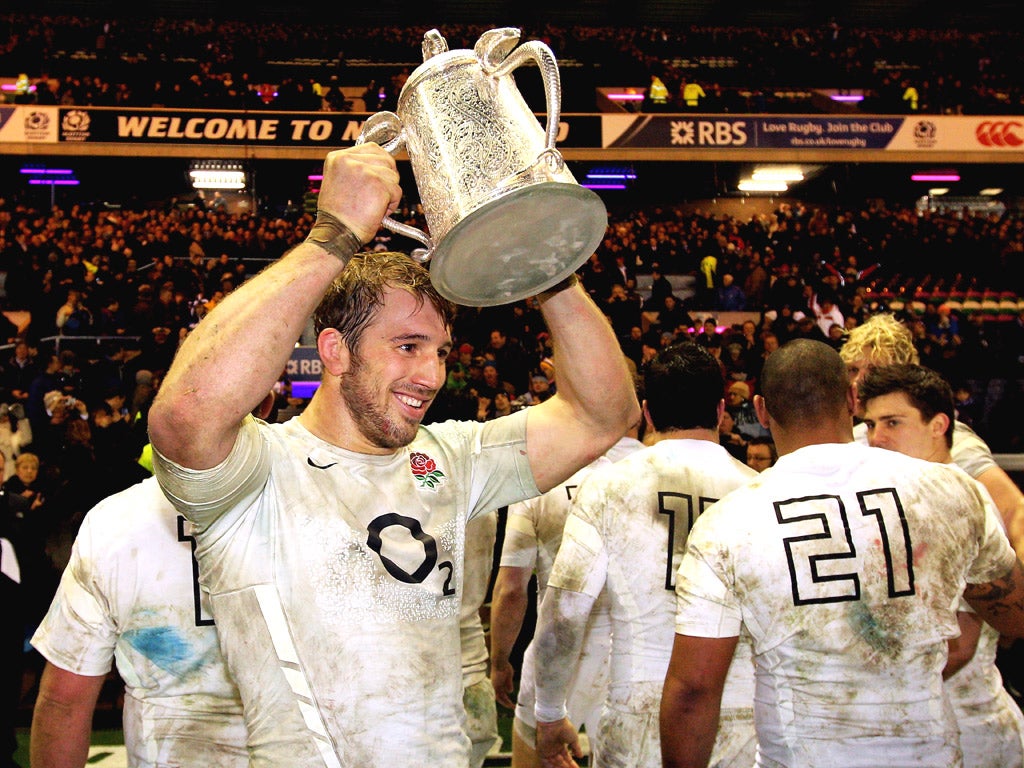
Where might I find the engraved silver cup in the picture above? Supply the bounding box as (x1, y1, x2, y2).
(357, 27, 607, 307)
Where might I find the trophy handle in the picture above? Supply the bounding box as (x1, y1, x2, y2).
(483, 37, 562, 157)
(355, 111, 434, 263)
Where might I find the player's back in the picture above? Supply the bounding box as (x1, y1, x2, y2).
(685, 441, 1014, 766)
(32, 477, 248, 767)
(570, 438, 756, 688)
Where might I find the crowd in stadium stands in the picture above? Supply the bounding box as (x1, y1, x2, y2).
(1, 186, 1023, 728)
(1, 192, 1021, 447)
(1, 14, 1023, 114)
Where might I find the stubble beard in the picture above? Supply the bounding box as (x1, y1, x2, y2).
(340, 352, 419, 450)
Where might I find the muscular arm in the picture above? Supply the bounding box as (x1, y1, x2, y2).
(30, 662, 105, 768)
(975, 466, 1024, 561)
(526, 281, 639, 493)
(660, 633, 738, 768)
(963, 559, 1024, 639)
(489, 564, 533, 710)
(147, 145, 401, 469)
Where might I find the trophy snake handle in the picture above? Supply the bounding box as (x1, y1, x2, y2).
(485, 40, 563, 166)
(354, 111, 433, 262)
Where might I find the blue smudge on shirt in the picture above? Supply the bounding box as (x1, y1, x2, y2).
(123, 626, 196, 674)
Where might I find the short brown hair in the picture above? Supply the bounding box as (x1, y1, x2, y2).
(312, 252, 456, 354)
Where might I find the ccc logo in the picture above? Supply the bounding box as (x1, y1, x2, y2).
(976, 121, 1023, 147)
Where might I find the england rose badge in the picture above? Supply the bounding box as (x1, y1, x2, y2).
(410, 451, 446, 491)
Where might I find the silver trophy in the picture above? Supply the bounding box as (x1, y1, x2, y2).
(357, 27, 607, 307)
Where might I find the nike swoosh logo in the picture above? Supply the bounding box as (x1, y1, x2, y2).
(307, 457, 338, 470)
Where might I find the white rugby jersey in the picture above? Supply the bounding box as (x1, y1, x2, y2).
(947, 613, 1024, 767)
(462, 510, 498, 687)
(545, 438, 758, 767)
(944, 468, 1024, 768)
(31, 477, 248, 767)
(676, 441, 1017, 768)
(155, 412, 536, 767)
(503, 435, 643, 733)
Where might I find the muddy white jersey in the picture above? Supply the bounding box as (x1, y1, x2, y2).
(947, 614, 1024, 767)
(32, 477, 248, 767)
(676, 441, 1016, 768)
(462, 510, 498, 686)
(503, 436, 643, 733)
(501, 436, 644, 592)
(944, 467, 1024, 768)
(154, 412, 536, 768)
(548, 439, 758, 767)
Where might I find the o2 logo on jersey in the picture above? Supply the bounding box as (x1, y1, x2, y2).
(776, 489, 915, 605)
(366, 513, 456, 596)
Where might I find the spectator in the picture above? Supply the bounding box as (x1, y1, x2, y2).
(812, 289, 845, 338)
(0, 449, 31, 768)
(604, 283, 643, 342)
(0, 340, 38, 407)
(718, 408, 747, 462)
(745, 435, 778, 471)
(725, 380, 770, 441)
(716, 273, 747, 311)
(0, 403, 32, 482)
(55, 288, 93, 337)
(483, 328, 531, 396)
(644, 263, 674, 311)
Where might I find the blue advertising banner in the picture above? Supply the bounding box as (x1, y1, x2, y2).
(287, 345, 322, 381)
(601, 115, 905, 149)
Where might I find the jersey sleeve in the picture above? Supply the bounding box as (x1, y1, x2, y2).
(966, 479, 1018, 585)
(546, 513, 607, 598)
(31, 513, 118, 677)
(464, 408, 538, 520)
(152, 415, 271, 529)
(674, 515, 743, 639)
(951, 421, 998, 479)
(499, 498, 540, 570)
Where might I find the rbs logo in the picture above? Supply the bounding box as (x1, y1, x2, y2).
(976, 121, 1022, 147)
(671, 120, 748, 146)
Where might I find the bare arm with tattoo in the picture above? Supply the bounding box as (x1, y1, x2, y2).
(963, 559, 1024, 639)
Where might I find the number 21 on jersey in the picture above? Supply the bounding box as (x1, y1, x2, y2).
(776, 489, 915, 606)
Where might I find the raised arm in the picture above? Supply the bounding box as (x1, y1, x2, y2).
(30, 662, 105, 768)
(148, 144, 402, 469)
(526, 280, 639, 493)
